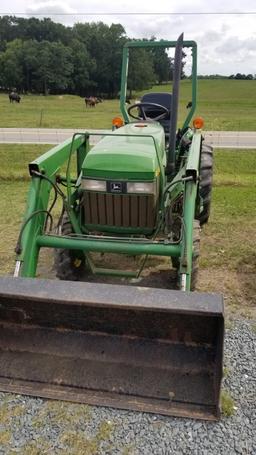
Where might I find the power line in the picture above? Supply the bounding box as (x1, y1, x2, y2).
(1, 11, 256, 16)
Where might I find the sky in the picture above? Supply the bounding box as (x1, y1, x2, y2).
(1, 0, 256, 75)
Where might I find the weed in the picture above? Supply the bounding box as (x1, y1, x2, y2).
(31, 400, 91, 429)
(252, 323, 256, 334)
(221, 390, 235, 417)
(225, 317, 235, 330)
(122, 446, 136, 455)
(0, 430, 11, 446)
(59, 420, 115, 455)
(0, 399, 25, 425)
(17, 437, 54, 455)
(223, 367, 230, 378)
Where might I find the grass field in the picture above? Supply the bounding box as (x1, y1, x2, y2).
(1, 79, 256, 130)
(0, 144, 255, 316)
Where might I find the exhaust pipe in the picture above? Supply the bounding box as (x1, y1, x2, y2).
(166, 33, 184, 175)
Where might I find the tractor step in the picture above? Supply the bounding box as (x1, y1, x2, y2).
(0, 277, 224, 420)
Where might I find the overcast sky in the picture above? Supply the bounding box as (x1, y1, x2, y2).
(1, 0, 256, 75)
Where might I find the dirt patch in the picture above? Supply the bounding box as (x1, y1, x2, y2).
(38, 250, 178, 289)
(37, 248, 255, 318)
(198, 267, 256, 318)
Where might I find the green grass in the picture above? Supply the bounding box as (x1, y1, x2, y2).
(0, 94, 120, 129)
(213, 150, 256, 186)
(198, 149, 256, 311)
(0, 145, 49, 274)
(0, 144, 50, 180)
(137, 79, 256, 130)
(200, 150, 256, 271)
(1, 79, 256, 130)
(0, 181, 28, 274)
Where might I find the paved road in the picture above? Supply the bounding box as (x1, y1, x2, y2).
(205, 131, 256, 148)
(0, 128, 109, 146)
(0, 128, 256, 148)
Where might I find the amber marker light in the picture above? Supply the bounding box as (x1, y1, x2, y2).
(112, 116, 124, 128)
(193, 116, 204, 129)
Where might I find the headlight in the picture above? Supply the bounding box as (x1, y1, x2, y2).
(81, 179, 106, 191)
(81, 179, 156, 195)
(127, 181, 156, 194)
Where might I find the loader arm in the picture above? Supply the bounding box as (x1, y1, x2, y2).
(180, 129, 202, 290)
(15, 134, 88, 277)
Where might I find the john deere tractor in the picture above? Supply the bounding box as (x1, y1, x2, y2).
(0, 34, 224, 420)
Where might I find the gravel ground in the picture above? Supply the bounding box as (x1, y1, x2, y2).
(0, 318, 255, 455)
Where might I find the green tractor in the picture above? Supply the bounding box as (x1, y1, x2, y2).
(0, 34, 224, 420)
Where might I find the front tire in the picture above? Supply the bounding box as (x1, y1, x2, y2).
(55, 214, 86, 281)
(171, 219, 200, 291)
(198, 143, 213, 225)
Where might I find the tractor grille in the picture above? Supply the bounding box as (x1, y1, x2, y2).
(83, 192, 157, 229)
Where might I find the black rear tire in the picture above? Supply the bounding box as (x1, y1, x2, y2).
(55, 214, 86, 281)
(198, 143, 213, 225)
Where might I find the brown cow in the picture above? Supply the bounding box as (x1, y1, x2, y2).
(84, 96, 102, 107)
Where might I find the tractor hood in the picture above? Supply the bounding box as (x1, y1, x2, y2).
(82, 123, 165, 180)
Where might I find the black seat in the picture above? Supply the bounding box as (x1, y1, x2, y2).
(141, 93, 172, 134)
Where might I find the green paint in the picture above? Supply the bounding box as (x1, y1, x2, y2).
(37, 235, 181, 257)
(29, 134, 87, 176)
(82, 123, 165, 180)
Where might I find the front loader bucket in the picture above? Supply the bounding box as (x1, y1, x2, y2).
(0, 277, 224, 420)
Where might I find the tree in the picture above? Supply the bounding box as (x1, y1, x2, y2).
(107, 24, 127, 97)
(0, 16, 200, 97)
(149, 38, 171, 83)
(0, 16, 73, 46)
(34, 41, 73, 94)
(127, 47, 156, 97)
(0, 16, 21, 50)
(22, 40, 40, 92)
(73, 22, 126, 97)
(0, 39, 24, 90)
(68, 39, 96, 96)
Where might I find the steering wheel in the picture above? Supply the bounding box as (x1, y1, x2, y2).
(127, 102, 169, 121)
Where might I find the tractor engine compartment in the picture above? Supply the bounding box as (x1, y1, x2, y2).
(80, 122, 164, 234)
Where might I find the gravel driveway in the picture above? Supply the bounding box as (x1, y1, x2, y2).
(0, 318, 255, 455)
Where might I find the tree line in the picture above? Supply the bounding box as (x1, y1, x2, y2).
(228, 73, 255, 80)
(196, 74, 255, 80)
(0, 16, 173, 97)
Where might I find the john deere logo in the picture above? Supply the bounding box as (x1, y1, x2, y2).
(111, 182, 122, 193)
(111, 182, 122, 192)
(107, 181, 126, 193)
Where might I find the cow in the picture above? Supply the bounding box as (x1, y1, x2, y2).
(9, 92, 21, 103)
(84, 96, 102, 107)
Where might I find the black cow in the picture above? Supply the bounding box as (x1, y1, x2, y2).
(9, 92, 21, 103)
